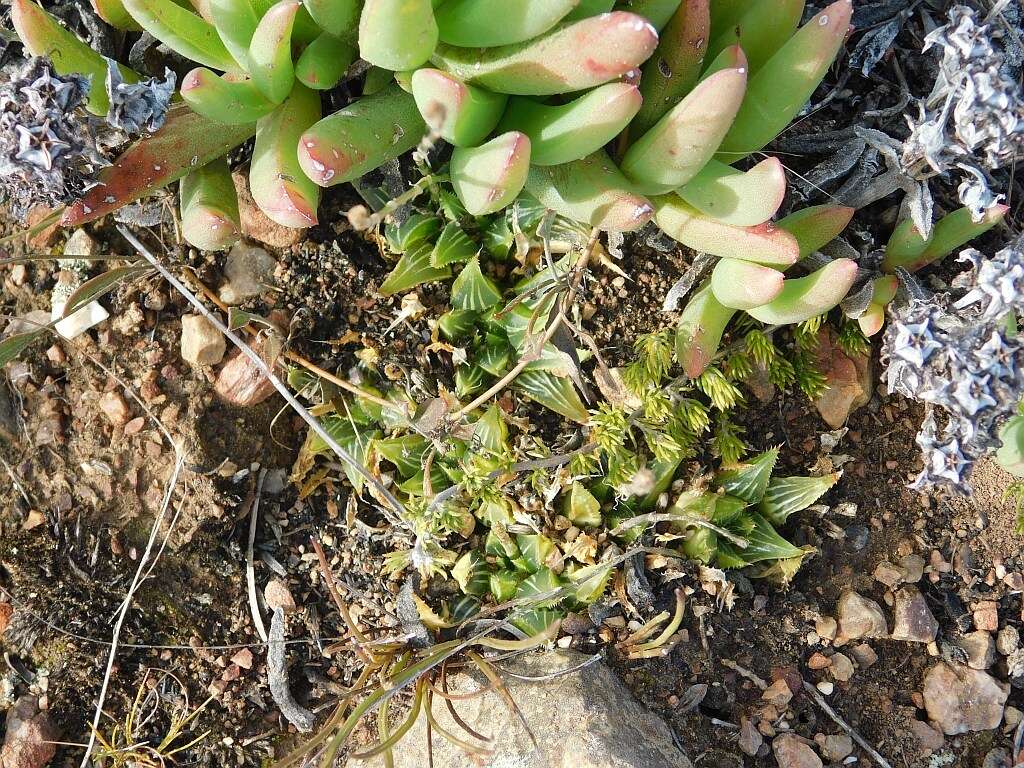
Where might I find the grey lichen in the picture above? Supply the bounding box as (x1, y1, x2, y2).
(884, 236, 1024, 492)
(0, 57, 101, 214)
(902, 5, 1024, 220)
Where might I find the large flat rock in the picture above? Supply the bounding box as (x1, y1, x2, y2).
(359, 650, 691, 768)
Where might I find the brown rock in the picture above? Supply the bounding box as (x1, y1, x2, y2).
(807, 652, 831, 670)
(873, 560, 907, 588)
(738, 718, 763, 757)
(180, 314, 226, 366)
(974, 601, 1000, 632)
(899, 554, 925, 583)
(837, 591, 888, 640)
(26, 205, 60, 250)
(909, 719, 944, 752)
(813, 329, 872, 428)
(10, 264, 27, 286)
(923, 661, 1009, 735)
(958, 631, 997, 670)
(828, 653, 854, 682)
(233, 169, 305, 248)
(98, 391, 130, 426)
(762, 678, 793, 708)
(818, 734, 853, 762)
(264, 579, 296, 613)
(772, 734, 822, 768)
(231, 648, 254, 670)
(219, 242, 277, 305)
(815, 616, 838, 641)
(1, 696, 59, 768)
(214, 345, 279, 407)
(0, 602, 11, 635)
(850, 643, 879, 669)
(891, 586, 939, 643)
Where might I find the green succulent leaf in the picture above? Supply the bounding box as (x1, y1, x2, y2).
(510, 567, 565, 635)
(705, 0, 804, 75)
(674, 281, 736, 379)
(515, 533, 557, 573)
(451, 132, 532, 216)
(472, 404, 508, 454)
(568, 561, 613, 605)
(758, 473, 839, 526)
(411, 68, 508, 147)
(387, 213, 443, 253)
(455, 364, 487, 398)
(677, 158, 787, 228)
(882, 205, 1009, 273)
(295, 32, 356, 91)
(777, 204, 856, 259)
(180, 156, 241, 252)
(563, 482, 602, 528)
(124, 0, 238, 71)
(434, 0, 577, 47)
(438, 309, 479, 341)
(359, 0, 438, 71)
(92, 0, 144, 30)
(208, 0, 259, 68)
(715, 447, 779, 503)
(489, 570, 521, 603)
(375, 434, 430, 478)
(302, 0, 360, 37)
(710, 258, 784, 311)
(433, 12, 658, 96)
(181, 69, 279, 124)
(746, 259, 859, 326)
(513, 369, 590, 423)
(477, 335, 512, 377)
(378, 241, 452, 296)
(451, 257, 503, 311)
(715, 511, 804, 567)
(485, 527, 520, 559)
(431, 221, 479, 268)
(303, 416, 380, 493)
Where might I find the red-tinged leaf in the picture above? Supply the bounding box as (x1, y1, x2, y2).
(62, 104, 255, 227)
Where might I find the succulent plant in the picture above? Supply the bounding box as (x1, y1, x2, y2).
(883, 235, 1024, 492)
(11, 0, 856, 256)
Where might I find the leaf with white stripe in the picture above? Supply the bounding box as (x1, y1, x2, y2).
(759, 473, 839, 526)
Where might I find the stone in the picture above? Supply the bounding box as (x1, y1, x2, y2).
(363, 650, 691, 768)
(959, 631, 997, 670)
(232, 169, 305, 248)
(873, 560, 907, 588)
(63, 228, 97, 258)
(828, 653, 854, 682)
(836, 591, 887, 640)
(849, 643, 878, 668)
(997, 626, 1019, 656)
(26, 205, 60, 250)
(218, 242, 277, 305)
(771, 734, 822, 768)
(982, 748, 1011, 768)
(10, 264, 27, 286)
(815, 616, 838, 641)
(816, 681, 834, 695)
(264, 579, 296, 613)
(98, 391, 130, 426)
(214, 345, 278, 407)
(922, 661, 1009, 735)
(891, 586, 939, 643)
(1, 695, 59, 768)
(180, 314, 226, 366)
(899, 554, 925, 583)
(818, 734, 853, 762)
(0, 603, 11, 635)
(738, 718, 762, 757)
(813, 329, 872, 429)
(807, 652, 831, 670)
(974, 601, 1000, 632)
(762, 678, 794, 708)
(909, 719, 944, 752)
(231, 648, 254, 670)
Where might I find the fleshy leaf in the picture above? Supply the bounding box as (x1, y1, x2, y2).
(525, 152, 655, 232)
(759, 473, 839, 526)
(677, 158, 787, 227)
(180, 156, 241, 251)
(563, 482, 602, 528)
(296, 33, 355, 90)
(375, 434, 430, 478)
(623, 64, 748, 195)
(433, 12, 658, 96)
(715, 447, 779, 503)
(248, 0, 300, 103)
(181, 69, 278, 124)
(472, 404, 508, 454)
(654, 196, 799, 266)
(710, 258, 784, 311)
(746, 259, 858, 325)
(387, 213, 442, 253)
(716, 0, 854, 162)
(359, 0, 438, 71)
(435, 0, 577, 47)
(450, 132, 531, 216)
(452, 551, 490, 596)
(705, 0, 805, 75)
(378, 241, 452, 296)
(497, 83, 642, 166)
(715, 511, 804, 567)
(411, 68, 508, 147)
(299, 84, 425, 187)
(777, 204, 855, 259)
(882, 205, 1008, 273)
(302, 0, 360, 36)
(513, 369, 590, 423)
(675, 281, 736, 378)
(63, 105, 256, 227)
(123, 0, 238, 71)
(451, 257, 503, 311)
(250, 82, 322, 228)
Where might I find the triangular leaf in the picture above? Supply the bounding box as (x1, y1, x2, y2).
(513, 369, 589, 423)
(515, 533, 557, 573)
(451, 256, 502, 311)
(378, 241, 452, 296)
(452, 550, 490, 597)
(715, 447, 779, 503)
(715, 511, 803, 568)
(472, 404, 508, 454)
(431, 220, 478, 268)
(759, 473, 840, 526)
(385, 212, 442, 253)
(375, 434, 430, 477)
